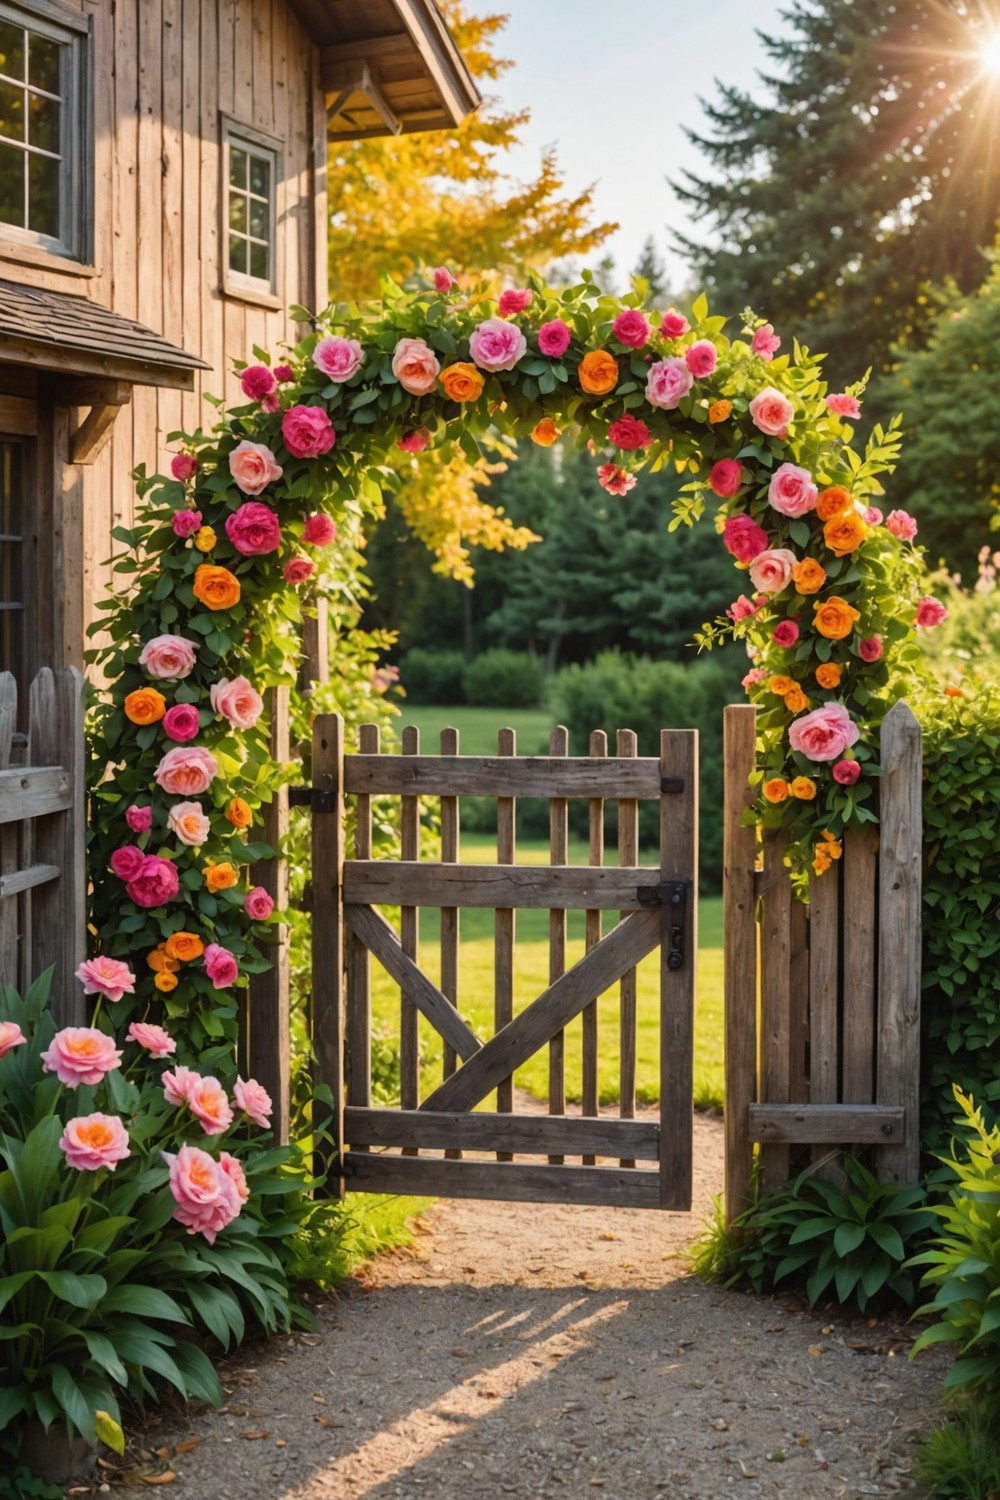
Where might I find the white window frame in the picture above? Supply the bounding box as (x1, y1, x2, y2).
(220, 115, 282, 307)
(0, 0, 89, 262)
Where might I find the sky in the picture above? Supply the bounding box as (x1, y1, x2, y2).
(486, 1, 793, 293)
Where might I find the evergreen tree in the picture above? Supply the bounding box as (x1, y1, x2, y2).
(673, 1, 1000, 386)
(631, 235, 670, 305)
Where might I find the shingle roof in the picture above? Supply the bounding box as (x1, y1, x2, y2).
(0, 279, 209, 389)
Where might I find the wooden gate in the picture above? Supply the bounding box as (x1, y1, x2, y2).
(307, 715, 698, 1210)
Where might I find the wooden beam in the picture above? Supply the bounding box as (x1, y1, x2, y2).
(320, 34, 411, 73)
(0, 395, 37, 435)
(68, 382, 132, 465)
(0, 765, 72, 824)
(344, 860, 665, 911)
(749, 1104, 905, 1144)
(0, 336, 197, 390)
(345, 1106, 660, 1160)
(0, 862, 60, 899)
(723, 705, 758, 1222)
(325, 61, 402, 135)
(344, 753, 662, 799)
(344, 1152, 661, 1209)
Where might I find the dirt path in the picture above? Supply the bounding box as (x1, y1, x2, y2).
(121, 1115, 946, 1500)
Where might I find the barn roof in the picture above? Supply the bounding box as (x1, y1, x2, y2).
(290, 0, 481, 140)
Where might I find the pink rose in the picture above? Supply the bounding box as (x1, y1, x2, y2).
(597, 463, 637, 496)
(0, 1021, 27, 1058)
(126, 855, 179, 909)
(751, 324, 781, 360)
(284, 557, 315, 585)
(163, 1064, 201, 1105)
(273, 364, 293, 383)
(660, 309, 689, 339)
(162, 703, 201, 743)
(127, 1021, 176, 1058)
(709, 459, 744, 499)
(768, 463, 817, 518)
(110, 845, 145, 881)
(607, 415, 650, 451)
(742, 666, 768, 690)
(885, 509, 918, 541)
(155, 745, 218, 797)
(187, 1075, 234, 1136)
(611, 309, 650, 349)
(228, 440, 283, 496)
(281, 405, 335, 459)
(244, 885, 275, 921)
(210, 676, 263, 730)
(748, 547, 797, 594)
(261, 393, 280, 414)
(916, 595, 948, 628)
(866, 507, 883, 525)
(788, 702, 861, 762)
(748, 386, 794, 438)
(219, 1150, 250, 1203)
(433, 266, 456, 292)
(163, 1144, 242, 1244)
(727, 595, 762, 622)
(170, 453, 199, 482)
(538, 320, 571, 357)
(41, 1028, 122, 1088)
(139, 634, 198, 680)
(397, 428, 430, 453)
(76, 956, 136, 1004)
(60, 1113, 130, 1172)
(773, 620, 800, 648)
(498, 288, 533, 318)
(723, 514, 769, 563)
(303, 513, 337, 545)
(469, 318, 527, 373)
(204, 943, 239, 988)
(858, 636, 883, 662)
(314, 336, 363, 382)
(225, 501, 281, 556)
(172, 509, 202, 538)
(826, 392, 862, 419)
(645, 356, 693, 410)
(684, 340, 717, 377)
(240, 364, 276, 401)
(125, 804, 152, 833)
(234, 1075, 273, 1129)
(167, 800, 211, 846)
(391, 337, 442, 396)
(833, 759, 862, 785)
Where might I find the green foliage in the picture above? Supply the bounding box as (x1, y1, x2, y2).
(915, 1399, 1000, 1499)
(462, 648, 545, 708)
(0, 1467, 61, 1500)
(398, 647, 467, 704)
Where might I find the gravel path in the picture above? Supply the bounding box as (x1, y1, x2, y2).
(120, 1114, 946, 1500)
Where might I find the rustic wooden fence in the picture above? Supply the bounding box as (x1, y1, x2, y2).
(723, 699, 922, 1221)
(0, 666, 87, 1022)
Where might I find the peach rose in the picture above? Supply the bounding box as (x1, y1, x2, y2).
(127, 1021, 176, 1057)
(439, 363, 485, 402)
(793, 559, 827, 595)
(210, 676, 263, 729)
(167, 800, 211, 847)
(60, 1113, 130, 1172)
(815, 663, 843, 689)
(644, 356, 691, 409)
(162, 1064, 201, 1105)
(790, 776, 817, 800)
(768, 463, 817, 518)
(155, 745, 218, 796)
(226, 797, 253, 829)
(228, 440, 283, 495)
(816, 486, 853, 522)
(163, 1144, 242, 1243)
(788, 701, 860, 762)
(193, 565, 241, 611)
(187, 1075, 234, 1136)
(124, 687, 166, 725)
(391, 337, 441, 395)
(40, 1028, 122, 1088)
(748, 547, 797, 594)
(530, 419, 561, 447)
(748, 385, 794, 437)
(204, 861, 238, 893)
(823, 511, 868, 556)
(138, 634, 199, 680)
(75, 956, 135, 1004)
(763, 778, 789, 803)
(234, 1075, 273, 1129)
(154, 970, 178, 992)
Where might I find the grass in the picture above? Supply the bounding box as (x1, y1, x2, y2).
(395, 702, 554, 755)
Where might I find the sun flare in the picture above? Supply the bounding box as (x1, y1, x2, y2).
(979, 30, 1000, 75)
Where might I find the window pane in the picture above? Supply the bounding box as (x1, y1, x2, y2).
(248, 197, 267, 239)
(229, 146, 246, 189)
(228, 232, 247, 274)
(228, 192, 246, 233)
(0, 23, 24, 82)
(27, 148, 58, 236)
(249, 239, 268, 281)
(248, 153, 269, 197)
(0, 140, 24, 226)
(27, 34, 60, 94)
(27, 91, 59, 153)
(0, 79, 25, 140)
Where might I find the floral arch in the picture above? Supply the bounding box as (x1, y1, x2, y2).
(87, 268, 940, 1056)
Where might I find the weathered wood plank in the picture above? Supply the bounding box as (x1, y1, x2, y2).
(0, 674, 14, 768)
(344, 755, 662, 799)
(659, 729, 696, 1210)
(344, 1107, 660, 1159)
(248, 686, 290, 1141)
(0, 863, 60, 899)
(749, 1104, 905, 1144)
(617, 728, 638, 1167)
(842, 827, 878, 1103)
(759, 829, 792, 1195)
(495, 727, 515, 1156)
(343, 861, 663, 910)
(440, 726, 461, 1158)
(344, 905, 481, 1063)
(421, 909, 661, 1115)
(548, 726, 568, 1161)
(583, 730, 606, 1164)
(788, 894, 810, 1105)
(400, 725, 420, 1128)
(311, 713, 345, 1195)
(346, 723, 377, 1142)
(723, 704, 758, 1222)
(345, 1153, 662, 1209)
(0, 676, 17, 989)
(809, 857, 840, 1107)
(876, 701, 922, 1184)
(0, 767, 73, 824)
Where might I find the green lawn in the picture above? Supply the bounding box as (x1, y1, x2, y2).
(395, 703, 554, 756)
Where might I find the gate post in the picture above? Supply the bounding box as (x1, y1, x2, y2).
(311, 712, 346, 1195)
(723, 705, 758, 1223)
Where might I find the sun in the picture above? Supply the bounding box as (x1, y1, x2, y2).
(979, 30, 1000, 75)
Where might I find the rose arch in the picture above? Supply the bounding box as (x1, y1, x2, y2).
(87, 269, 942, 1058)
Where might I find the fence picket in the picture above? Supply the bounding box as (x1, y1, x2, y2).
(400, 725, 421, 1144)
(842, 828, 877, 1103)
(616, 729, 638, 1168)
(722, 705, 758, 1221)
(495, 727, 515, 1159)
(440, 726, 461, 1159)
(582, 730, 606, 1165)
(660, 729, 697, 1209)
(346, 723, 377, 1149)
(311, 713, 345, 1194)
(547, 725, 568, 1162)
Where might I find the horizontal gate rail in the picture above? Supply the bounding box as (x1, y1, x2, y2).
(345, 1152, 664, 1209)
(748, 1104, 905, 1144)
(344, 754, 664, 799)
(0, 765, 74, 823)
(345, 1105, 661, 1160)
(343, 860, 664, 910)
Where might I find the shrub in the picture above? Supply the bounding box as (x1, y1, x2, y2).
(914, 1400, 1000, 1499)
(462, 648, 546, 708)
(397, 647, 467, 705)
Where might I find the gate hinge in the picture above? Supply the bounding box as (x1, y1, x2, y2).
(289, 785, 336, 814)
(635, 879, 688, 970)
(660, 776, 684, 793)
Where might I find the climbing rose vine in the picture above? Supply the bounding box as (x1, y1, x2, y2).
(86, 269, 935, 1050)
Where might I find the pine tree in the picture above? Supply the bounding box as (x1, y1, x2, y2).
(631, 235, 670, 305)
(673, 1, 1000, 385)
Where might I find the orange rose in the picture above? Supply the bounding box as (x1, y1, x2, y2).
(147, 946, 179, 974)
(813, 596, 861, 640)
(226, 797, 253, 829)
(944, 686, 965, 698)
(793, 559, 827, 595)
(823, 511, 868, 556)
(124, 687, 167, 725)
(816, 486, 853, 522)
(193, 564, 241, 611)
(784, 687, 808, 713)
(812, 849, 832, 876)
(530, 418, 561, 447)
(763, 778, 789, 803)
(707, 399, 732, 424)
(815, 662, 843, 689)
(578, 350, 619, 396)
(791, 776, 817, 800)
(204, 861, 239, 893)
(769, 675, 795, 696)
(164, 931, 205, 962)
(154, 970, 179, 993)
(439, 362, 485, 403)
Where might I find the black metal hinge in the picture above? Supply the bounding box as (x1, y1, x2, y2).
(635, 879, 688, 970)
(660, 776, 685, 793)
(288, 785, 336, 814)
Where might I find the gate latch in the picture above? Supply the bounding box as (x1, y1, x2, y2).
(289, 785, 336, 814)
(635, 879, 688, 970)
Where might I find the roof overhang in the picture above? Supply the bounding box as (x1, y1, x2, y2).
(289, 0, 480, 140)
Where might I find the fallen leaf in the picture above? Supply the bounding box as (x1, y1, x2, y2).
(299, 1336, 322, 1347)
(450, 1348, 468, 1358)
(174, 1441, 200, 1454)
(140, 1475, 177, 1486)
(484, 1390, 499, 1399)
(274, 1439, 287, 1448)
(240, 1430, 269, 1440)
(314, 1416, 338, 1429)
(311, 1393, 327, 1404)
(822, 1324, 834, 1335)
(462, 1266, 477, 1274)
(807, 1345, 823, 1356)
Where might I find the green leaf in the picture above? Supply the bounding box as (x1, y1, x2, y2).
(38, 1271, 107, 1309)
(50, 1364, 98, 1443)
(833, 1222, 866, 1257)
(98, 1285, 189, 1323)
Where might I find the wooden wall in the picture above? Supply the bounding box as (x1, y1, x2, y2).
(0, 0, 328, 658)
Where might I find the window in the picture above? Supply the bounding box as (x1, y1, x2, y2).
(0, 3, 88, 260)
(222, 119, 280, 300)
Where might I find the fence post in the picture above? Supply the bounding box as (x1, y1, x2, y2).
(660, 727, 697, 1210)
(311, 712, 345, 1193)
(248, 686, 290, 1142)
(29, 666, 86, 1025)
(723, 705, 758, 1223)
(876, 699, 922, 1184)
